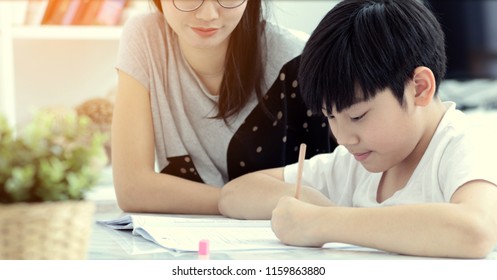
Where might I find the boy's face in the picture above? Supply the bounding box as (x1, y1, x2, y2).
(323, 86, 424, 173)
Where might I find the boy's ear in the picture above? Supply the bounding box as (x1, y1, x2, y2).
(412, 66, 436, 106)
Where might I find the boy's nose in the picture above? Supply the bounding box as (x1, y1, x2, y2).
(332, 123, 359, 146)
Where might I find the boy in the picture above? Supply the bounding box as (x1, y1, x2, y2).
(218, 0, 497, 258)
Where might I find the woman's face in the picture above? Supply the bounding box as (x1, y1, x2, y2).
(161, 0, 248, 50)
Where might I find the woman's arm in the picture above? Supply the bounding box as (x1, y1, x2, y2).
(271, 180, 497, 258)
(218, 167, 333, 219)
(112, 71, 221, 214)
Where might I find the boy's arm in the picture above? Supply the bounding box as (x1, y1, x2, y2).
(272, 180, 497, 258)
(218, 168, 333, 220)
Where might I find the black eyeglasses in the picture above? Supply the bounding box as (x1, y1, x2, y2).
(173, 0, 247, 12)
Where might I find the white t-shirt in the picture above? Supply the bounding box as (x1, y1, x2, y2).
(284, 102, 497, 206)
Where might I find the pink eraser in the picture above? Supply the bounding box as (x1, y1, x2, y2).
(199, 239, 210, 256)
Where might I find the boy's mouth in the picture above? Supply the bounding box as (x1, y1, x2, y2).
(353, 151, 371, 162)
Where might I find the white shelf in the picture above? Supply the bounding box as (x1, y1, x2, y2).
(0, 1, 129, 128)
(0, 1, 16, 127)
(11, 25, 123, 40)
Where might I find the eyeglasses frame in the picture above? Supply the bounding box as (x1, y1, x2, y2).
(172, 0, 247, 12)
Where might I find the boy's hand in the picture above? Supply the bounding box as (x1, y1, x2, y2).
(271, 196, 329, 247)
(299, 186, 334, 207)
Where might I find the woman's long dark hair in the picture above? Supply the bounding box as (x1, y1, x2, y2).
(152, 0, 266, 120)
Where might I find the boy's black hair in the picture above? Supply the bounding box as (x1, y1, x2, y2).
(299, 0, 446, 114)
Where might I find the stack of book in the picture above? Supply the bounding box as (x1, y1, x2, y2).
(24, 0, 129, 26)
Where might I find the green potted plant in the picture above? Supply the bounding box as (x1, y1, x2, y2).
(0, 110, 108, 259)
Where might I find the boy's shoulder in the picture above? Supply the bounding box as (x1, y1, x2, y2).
(431, 102, 497, 200)
(435, 102, 490, 140)
(431, 101, 497, 162)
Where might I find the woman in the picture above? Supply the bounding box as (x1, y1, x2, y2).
(111, 0, 335, 214)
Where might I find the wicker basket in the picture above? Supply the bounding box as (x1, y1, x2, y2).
(0, 201, 95, 260)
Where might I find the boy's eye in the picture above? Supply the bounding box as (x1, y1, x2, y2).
(351, 112, 367, 121)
